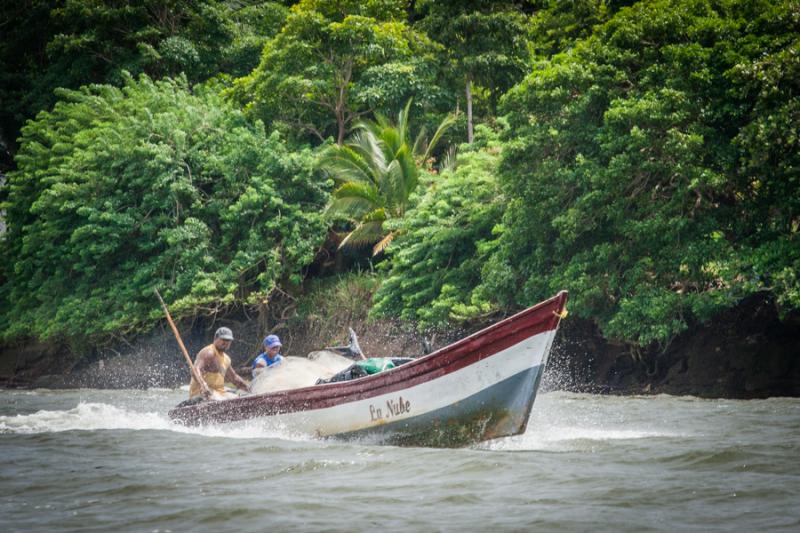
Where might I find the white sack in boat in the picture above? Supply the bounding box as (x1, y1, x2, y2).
(248, 350, 355, 395)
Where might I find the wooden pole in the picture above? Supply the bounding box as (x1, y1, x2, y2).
(154, 289, 210, 398)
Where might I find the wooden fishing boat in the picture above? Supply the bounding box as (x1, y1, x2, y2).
(169, 291, 568, 447)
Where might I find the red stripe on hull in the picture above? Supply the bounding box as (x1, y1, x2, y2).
(170, 291, 568, 425)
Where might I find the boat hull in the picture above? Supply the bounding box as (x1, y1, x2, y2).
(169, 291, 567, 447)
(335, 364, 544, 447)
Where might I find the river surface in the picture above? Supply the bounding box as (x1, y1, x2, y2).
(1, 388, 798, 532)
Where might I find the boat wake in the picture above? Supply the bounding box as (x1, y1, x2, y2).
(479, 391, 686, 452)
(0, 402, 168, 434)
(0, 401, 311, 441)
(481, 425, 680, 452)
(0, 390, 688, 450)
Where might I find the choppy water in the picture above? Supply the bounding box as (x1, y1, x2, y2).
(1, 388, 798, 532)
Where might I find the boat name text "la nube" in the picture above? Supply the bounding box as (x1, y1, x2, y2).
(369, 396, 411, 421)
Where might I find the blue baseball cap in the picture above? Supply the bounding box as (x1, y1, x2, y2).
(263, 334, 282, 348)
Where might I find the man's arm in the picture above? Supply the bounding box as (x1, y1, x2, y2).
(226, 365, 250, 392)
(192, 348, 213, 394)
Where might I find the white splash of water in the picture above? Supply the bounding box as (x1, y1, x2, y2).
(479, 391, 686, 452)
(0, 402, 170, 434)
(0, 391, 689, 450)
(482, 425, 680, 452)
(0, 401, 311, 442)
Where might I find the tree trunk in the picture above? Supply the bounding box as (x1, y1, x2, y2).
(335, 93, 346, 146)
(336, 112, 346, 146)
(465, 77, 474, 144)
(335, 60, 353, 146)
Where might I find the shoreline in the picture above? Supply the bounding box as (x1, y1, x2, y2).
(2, 293, 798, 400)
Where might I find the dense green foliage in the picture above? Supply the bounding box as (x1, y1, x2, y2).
(232, 0, 445, 145)
(416, 0, 531, 140)
(0, 1, 289, 160)
(373, 0, 799, 350)
(372, 125, 504, 328)
(481, 0, 800, 348)
(1, 0, 798, 354)
(1, 74, 327, 341)
(290, 272, 381, 346)
(528, 0, 622, 57)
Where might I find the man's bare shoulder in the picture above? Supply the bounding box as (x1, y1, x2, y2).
(196, 344, 215, 360)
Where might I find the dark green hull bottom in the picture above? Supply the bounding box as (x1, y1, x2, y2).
(332, 365, 545, 448)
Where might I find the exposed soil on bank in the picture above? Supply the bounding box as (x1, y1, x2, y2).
(1, 292, 798, 398)
(547, 292, 800, 398)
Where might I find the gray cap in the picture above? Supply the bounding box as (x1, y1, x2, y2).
(214, 327, 234, 341)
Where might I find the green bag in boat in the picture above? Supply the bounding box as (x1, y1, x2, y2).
(356, 358, 395, 375)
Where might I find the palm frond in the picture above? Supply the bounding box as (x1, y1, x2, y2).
(393, 144, 418, 199)
(327, 197, 379, 221)
(348, 129, 387, 179)
(422, 112, 456, 163)
(397, 98, 413, 147)
(318, 144, 374, 185)
(361, 207, 387, 223)
(441, 145, 458, 173)
(327, 182, 382, 220)
(412, 125, 428, 156)
(332, 181, 382, 202)
(383, 159, 406, 214)
(323, 98, 452, 258)
(338, 220, 385, 250)
(382, 128, 403, 158)
(372, 231, 395, 256)
(372, 111, 391, 131)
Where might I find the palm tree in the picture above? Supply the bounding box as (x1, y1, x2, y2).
(318, 100, 454, 256)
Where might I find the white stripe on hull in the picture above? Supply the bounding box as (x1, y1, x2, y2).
(227, 328, 558, 437)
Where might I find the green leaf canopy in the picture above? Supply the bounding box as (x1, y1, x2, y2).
(371, 125, 505, 328)
(480, 0, 800, 348)
(231, 0, 443, 145)
(1, 74, 328, 342)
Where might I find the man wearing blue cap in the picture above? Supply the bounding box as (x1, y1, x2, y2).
(252, 334, 284, 377)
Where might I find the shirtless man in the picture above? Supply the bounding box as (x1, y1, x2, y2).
(188, 327, 250, 399)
